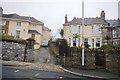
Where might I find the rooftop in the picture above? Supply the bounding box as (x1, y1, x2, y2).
(106, 19, 120, 27)
(2, 13, 44, 25)
(63, 17, 108, 26)
(43, 26, 51, 31)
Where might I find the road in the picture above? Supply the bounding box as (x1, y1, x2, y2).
(2, 66, 96, 80)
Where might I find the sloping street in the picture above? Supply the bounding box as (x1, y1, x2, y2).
(36, 47, 55, 64)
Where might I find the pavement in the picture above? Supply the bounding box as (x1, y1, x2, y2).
(59, 67, 119, 80)
(2, 60, 63, 72)
(2, 60, 32, 66)
(2, 60, 119, 80)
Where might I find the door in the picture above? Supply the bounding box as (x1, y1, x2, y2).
(73, 37, 76, 47)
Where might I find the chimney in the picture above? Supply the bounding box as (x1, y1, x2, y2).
(65, 14, 68, 23)
(100, 10, 105, 20)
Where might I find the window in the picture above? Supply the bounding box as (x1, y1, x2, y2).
(84, 38, 88, 46)
(31, 34, 35, 40)
(79, 26, 80, 33)
(16, 30, 20, 38)
(118, 28, 120, 37)
(92, 26, 93, 33)
(70, 25, 79, 34)
(1, 21, 6, 25)
(0, 29, 5, 33)
(96, 38, 100, 47)
(16, 22, 21, 26)
(92, 39, 94, 48)
(93, 25, 101, 33)
(113, 29, 117, 38)
(78, 38, 80, 46)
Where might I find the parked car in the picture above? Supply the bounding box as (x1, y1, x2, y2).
(41, 41, 48, 47)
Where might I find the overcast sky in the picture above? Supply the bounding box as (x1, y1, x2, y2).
(0, 0, 119, 36)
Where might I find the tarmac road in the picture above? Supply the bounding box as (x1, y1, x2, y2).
(2, 66, 97, 80)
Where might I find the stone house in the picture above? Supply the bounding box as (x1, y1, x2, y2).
(63, 11, 108, 48)
(106, 19, 120, 45)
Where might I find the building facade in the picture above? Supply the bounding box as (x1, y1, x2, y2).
(63, 11, 108, 48)
(106, 19, 120, 45)
(1, 13, 51, 48)
(41, 26, 51, 46)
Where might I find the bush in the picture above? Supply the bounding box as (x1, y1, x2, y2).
(0, 33, 14, 40)
(0, 33, 26, 44)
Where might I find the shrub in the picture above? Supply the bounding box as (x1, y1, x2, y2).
(0, 33, 14, 40)
(0, 33, 26, 44)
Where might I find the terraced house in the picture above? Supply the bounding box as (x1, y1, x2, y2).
(63, 11, 108, 48)
(1, 10, 51, 49)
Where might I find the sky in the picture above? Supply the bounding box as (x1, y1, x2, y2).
(0, 0, 120, 36)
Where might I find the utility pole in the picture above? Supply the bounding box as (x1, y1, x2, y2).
(82, 0, 85, 67)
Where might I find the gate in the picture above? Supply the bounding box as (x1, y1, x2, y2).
(95, 50, 106, 69)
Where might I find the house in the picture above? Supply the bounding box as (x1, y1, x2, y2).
(106, 19, 120, 45)
(1, 9, 52, 49)
(1, 13, 43, 48)
(104, 2, 120, 45)
(63, 11, 108, 48)
(41, 26, 51, 46)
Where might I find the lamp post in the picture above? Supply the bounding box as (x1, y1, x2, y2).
(81, 0, 85, 67)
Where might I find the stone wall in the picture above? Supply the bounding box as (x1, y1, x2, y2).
(85, 49, 95, 69)
(2, 41, 39, 62)
(106, 52, 119, 74)
(48, 41, 119, 74)
(48, 42, 59, 56)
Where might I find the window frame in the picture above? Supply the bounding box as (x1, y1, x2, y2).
(16, 30, 20, 38)
(96, 38, 100, 47)
(16, 22, 22, 26)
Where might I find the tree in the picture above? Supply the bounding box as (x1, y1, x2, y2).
(60, 29, 64, 38)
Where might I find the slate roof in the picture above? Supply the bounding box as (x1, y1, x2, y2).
(2, 13, 44, 25)
(43, 26, 51, 31)
(28, 30, 41, 35)
(63, 17, 108, 26)
(106, 19, 120, 27)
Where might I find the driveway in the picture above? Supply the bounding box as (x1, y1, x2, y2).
(36, 47, 56, 64)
